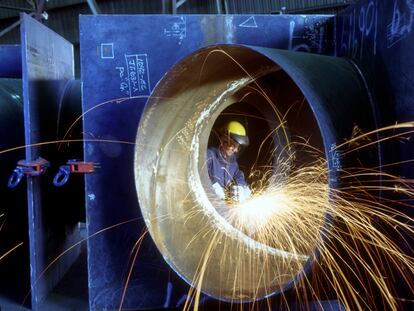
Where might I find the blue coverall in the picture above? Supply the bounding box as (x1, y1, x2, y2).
(207, 147, 247, 188)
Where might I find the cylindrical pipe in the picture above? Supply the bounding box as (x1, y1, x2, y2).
(134, 44, 379, 301)
(0, 78, 30, 300)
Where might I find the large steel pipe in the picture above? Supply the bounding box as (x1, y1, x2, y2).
(135, 44, 378, 301)
(0, 78, 29, 302)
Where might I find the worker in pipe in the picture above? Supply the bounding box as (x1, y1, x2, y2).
(207, 120, 251, 203)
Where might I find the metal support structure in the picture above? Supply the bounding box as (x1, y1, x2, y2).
(25, 0, 36, 9)
(162, 0, 178, 14)
(285, 3, 352, 14)
(0, 4, 34, 12)
(216, 0, 222, 14)
(22, 0, 46, 21)
(222, 0, 228, 14)
(161, 0, 167, 13)
(176, 0, 187, 9)
(172, 0, 177, 14)
(20, 13, 82, 308)
(0, 12, 35, 38)
(86, 0, 101, 15)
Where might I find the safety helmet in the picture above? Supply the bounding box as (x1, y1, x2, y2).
(224, 121, 249, 146)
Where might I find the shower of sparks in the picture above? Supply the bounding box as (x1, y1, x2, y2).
(0, 214, 24, 262)
(183, 123, 414, 311)
(226, 161, 328, 252)
(0, 242, 24, 261)
(0, 213, 5, 231)
(2, 46, 413, 311)
(57, 95, 167, 150)
(161, 47, 412, 310)
(0, 138, 136, 156)
(9, 119, 411, 310)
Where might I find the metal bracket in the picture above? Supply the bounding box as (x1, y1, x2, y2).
(8, 157, 50, 188)
(53, 160, 98, 187)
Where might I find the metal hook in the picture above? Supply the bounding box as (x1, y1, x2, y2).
(7, 168, 24, 188)
(53, 166, 71, 187)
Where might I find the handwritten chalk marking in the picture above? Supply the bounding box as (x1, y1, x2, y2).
(239, 16, 258, 28)
(124, 53, 151, 97)
(164, 16, 187, 44)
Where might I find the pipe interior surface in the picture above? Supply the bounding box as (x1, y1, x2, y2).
(135, 44, 377, 301)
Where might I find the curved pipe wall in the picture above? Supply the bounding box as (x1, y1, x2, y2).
(0, 79, 29, 301)
(135, 44, 380, 301)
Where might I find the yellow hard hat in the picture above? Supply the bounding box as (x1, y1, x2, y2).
(225, 121, 249, 146)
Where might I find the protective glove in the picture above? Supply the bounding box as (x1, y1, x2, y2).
(212, 182, 225, 200)
(237, 185, 251, 202)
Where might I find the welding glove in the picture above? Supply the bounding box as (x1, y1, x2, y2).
(212, 182, 225, 200)
(237, 185, 251, 202)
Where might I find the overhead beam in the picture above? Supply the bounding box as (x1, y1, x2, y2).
(0, 4, 34, 12)
(284, 3, 352, 14)
(216, 0, 222, 14)
(162, 0, 177, 14)
(0, 13, 36, 38)
(214, 0, 228, 14)
(25, 0, 36, 10)
(34, 0, 46, 20)
(222, 0, 228, 14)
(86, 0, 101, 15)
(161, 0, 189, 14)
(176, 0, 187, 9)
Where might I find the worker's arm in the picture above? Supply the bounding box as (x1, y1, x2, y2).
(207, 148, 225, 200)
(233, 162, 251, 202)
(206, 148, 218, 184)
(232, 159, 248, 186)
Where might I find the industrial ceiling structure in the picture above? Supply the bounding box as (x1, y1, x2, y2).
(0, 0, 355, 43)
(0, 0, 356, 78)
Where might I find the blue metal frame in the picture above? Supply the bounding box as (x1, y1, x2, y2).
(335, 1, 414, 308)
(336, 0, 414, 220)
(20, 13, 83, 309)
(336, 0, 414, 146)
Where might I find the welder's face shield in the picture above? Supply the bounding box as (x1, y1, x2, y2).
(220, 134, 247, 159)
